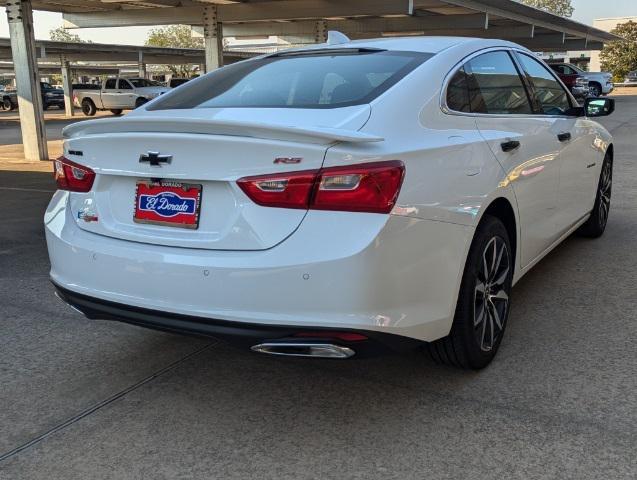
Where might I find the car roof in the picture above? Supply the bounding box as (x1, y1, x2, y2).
(279, 36, 527, 55)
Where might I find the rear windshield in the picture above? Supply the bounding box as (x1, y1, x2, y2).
(148, 49, 433, 110)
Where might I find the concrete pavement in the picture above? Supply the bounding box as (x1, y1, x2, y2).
(0, 98, 635, 479)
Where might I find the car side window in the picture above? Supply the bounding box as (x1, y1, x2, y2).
(446, 67, 471, 112)
(104, 79, 117, 89)
(463, 51, 533, 115)
(515, 54, 572, 115)
(118, 80, 133, 90)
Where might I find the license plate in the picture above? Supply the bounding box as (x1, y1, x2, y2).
(134, 181, 202, 229)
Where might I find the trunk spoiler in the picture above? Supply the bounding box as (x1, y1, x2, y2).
(63, 116, 384, 144)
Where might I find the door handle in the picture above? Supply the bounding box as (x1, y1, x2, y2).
(557, 132, 572, 142)
(501, 140, 520, 152)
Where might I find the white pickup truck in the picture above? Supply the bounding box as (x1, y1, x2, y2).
(74, 77, 170, 116)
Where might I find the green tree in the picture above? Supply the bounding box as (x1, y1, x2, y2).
(600, 21, 637, 81)
(518, 0, 574, 17)
(49, 27, 90, 43)
(145, 25, 203, 78)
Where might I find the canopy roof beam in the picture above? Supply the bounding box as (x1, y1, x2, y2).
(63, 0, 414, 29)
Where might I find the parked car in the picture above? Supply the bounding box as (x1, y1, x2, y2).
(625, 71, 637, 83)
(73, 77, 170, 116)
(2, 82, 65, 111)
(168, 78, 191, 89)
(48, 36, 615, 369)
(549, 63, 613, 97)
(547, 64, 589, 98)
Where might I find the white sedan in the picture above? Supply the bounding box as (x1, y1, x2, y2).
(46, 35, 615, 369)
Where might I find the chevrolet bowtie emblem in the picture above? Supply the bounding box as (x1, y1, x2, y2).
(139, 151, 172, 167)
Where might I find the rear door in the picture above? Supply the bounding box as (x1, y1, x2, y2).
(514, 52, 595, 230)
(465, 50, 564, 267)
(117, 79, 136, 108)
(101, 78, 118, 109)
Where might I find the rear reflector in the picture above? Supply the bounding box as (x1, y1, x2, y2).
(237, 160, 404, 214)
(53, 156, 95, 193)
(293, 331, 368, 342)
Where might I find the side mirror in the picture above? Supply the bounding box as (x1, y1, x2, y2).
(585, 97, 615, 117)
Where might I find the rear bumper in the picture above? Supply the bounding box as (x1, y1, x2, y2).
(45, 190, 473, 343)
(53, 283, 422, 356)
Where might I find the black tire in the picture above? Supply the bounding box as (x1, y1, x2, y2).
(589, 82, 602, 97)
(81, 99, 96, 117)
(576, 152, 612, 238)
(134, 97, 148, 109)
(4, 98, 15, 111)
(110, 109, 123, 115)
(427, 215, 513, 369)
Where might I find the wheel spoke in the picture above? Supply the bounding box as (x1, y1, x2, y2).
(489, 299, 503, 329)
(474, 302, 486, 327)
(493, 244, 504, 280)
(480, 314, 488, 349)
(493, 265, 510, 287)
(491, 289, 509, 303)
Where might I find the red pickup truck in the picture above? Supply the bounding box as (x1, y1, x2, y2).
(548, 64, 589, 99)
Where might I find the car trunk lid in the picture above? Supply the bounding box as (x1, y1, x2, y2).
(63, 106, 377, 251)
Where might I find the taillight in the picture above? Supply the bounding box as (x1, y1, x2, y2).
(236, 169, 316, 209)
(312, 161, 405, 213)
(53, 156, 95, 192)
(237, 161, 405, 214)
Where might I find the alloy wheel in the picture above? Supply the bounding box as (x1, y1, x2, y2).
(473, 236, 510, 352)
(598, 159, 612, 228)
(589, 84, 601, 97)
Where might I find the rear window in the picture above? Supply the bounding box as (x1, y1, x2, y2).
(148, 49, 433, 110)
(129, 79, 163, 88)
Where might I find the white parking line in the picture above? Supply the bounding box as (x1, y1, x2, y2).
(0, 186, 55, 193)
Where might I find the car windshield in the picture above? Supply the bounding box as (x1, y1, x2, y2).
(148, 49, 433, 110)
(129, 79, 163, 88)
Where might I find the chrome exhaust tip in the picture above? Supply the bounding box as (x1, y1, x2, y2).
(250, 342, 355, 359)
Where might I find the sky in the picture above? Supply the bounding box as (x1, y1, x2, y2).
(0, 0, 636, 46)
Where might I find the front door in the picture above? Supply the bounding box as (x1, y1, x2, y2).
(512, 52, 595, 233)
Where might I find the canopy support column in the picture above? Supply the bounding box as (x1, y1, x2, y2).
(60, 55, 74, 117)
(6, 0, 48, 161)
(138, 51, 147, 78)
(315, 20, 327, 43)
(203, 6, 223, 73)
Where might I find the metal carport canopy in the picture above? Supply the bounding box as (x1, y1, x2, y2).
(55, 0, 618, 51)
(4, 0, 620, 162)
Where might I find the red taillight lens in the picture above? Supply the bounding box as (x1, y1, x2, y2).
(53, 156, 96, 192)
(237, 161, 405, 214)
(312, 161, 405, 214)
(237, 169, 316, 209)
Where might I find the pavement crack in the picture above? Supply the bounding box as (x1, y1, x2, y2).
(0, 341, 217, 464)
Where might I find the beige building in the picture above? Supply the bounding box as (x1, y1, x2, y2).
(589, 16, 637, 71)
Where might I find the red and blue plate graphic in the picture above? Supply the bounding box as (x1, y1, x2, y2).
(134, 182, 202, 229)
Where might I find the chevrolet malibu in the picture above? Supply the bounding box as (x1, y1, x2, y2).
(46, 36, 615, 369)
